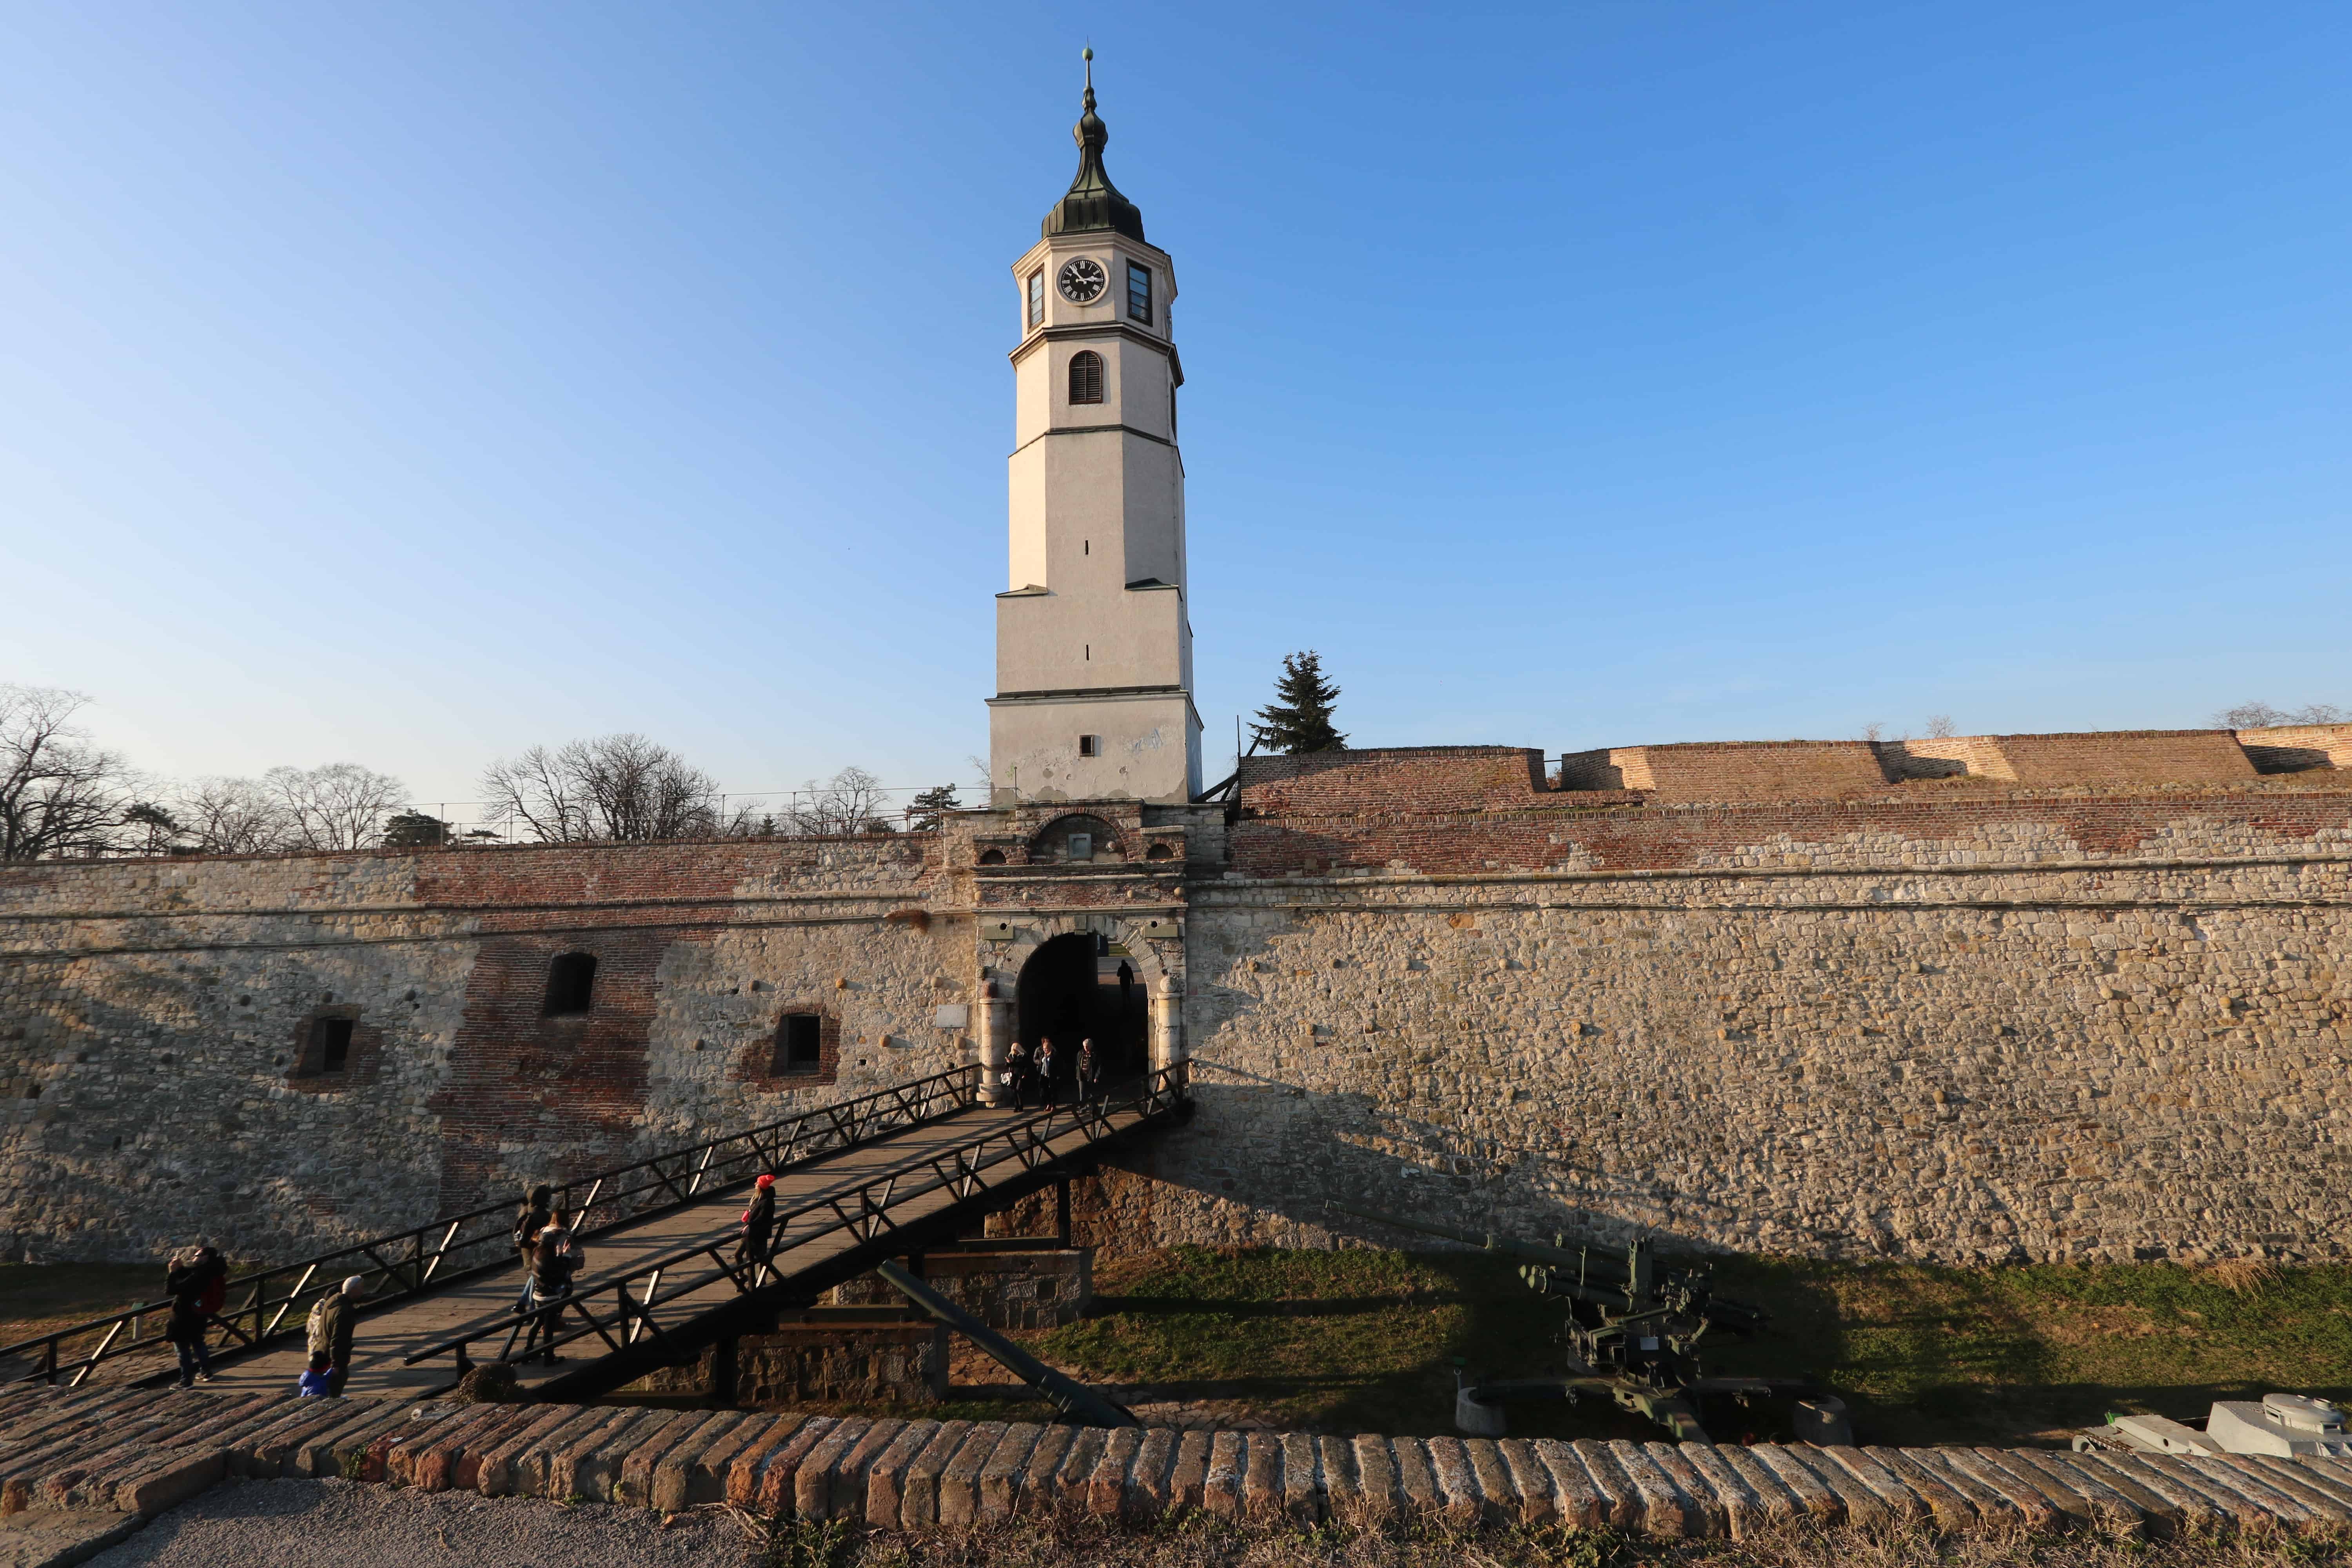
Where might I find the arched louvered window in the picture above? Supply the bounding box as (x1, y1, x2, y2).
(1068, 350, 1105, 405)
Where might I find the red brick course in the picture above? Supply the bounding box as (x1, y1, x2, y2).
(1237, 748, 1548, 815)
(1231, 791, 2352, 877)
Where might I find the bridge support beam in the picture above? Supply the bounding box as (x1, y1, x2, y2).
(711, 1333, 738, 1406)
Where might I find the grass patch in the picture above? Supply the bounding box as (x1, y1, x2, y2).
(1031, 1245, 2352, 1446)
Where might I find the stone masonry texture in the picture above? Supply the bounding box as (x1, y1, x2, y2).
(3, 728, 2350, 1270)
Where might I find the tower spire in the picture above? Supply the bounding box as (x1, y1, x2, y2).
(1043, 47, 1145, 242)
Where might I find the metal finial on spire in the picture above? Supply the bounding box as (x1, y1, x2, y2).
(1041, 44, 1144, 243)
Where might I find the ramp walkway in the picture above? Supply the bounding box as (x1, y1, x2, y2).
(4, 1065, 1188, 1405)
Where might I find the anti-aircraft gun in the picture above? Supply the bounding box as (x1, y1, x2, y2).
(1327, 1201, 1849, 1445)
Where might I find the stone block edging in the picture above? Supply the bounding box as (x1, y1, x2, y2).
(3, 1385, 2349, 1542)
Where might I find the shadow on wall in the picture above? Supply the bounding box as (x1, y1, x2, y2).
(1093, 1076, 1794, 1268)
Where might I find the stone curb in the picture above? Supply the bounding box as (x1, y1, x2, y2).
(3, 1387, 2349, 1541)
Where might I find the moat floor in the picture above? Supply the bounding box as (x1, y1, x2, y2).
(82, 1479, 754, 1568)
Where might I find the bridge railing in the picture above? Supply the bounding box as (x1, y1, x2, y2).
(403, 1062, 1191, 1378)
(0, 1065, 981, 1389)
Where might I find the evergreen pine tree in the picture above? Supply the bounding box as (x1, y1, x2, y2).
(907, 784, 961, 832)
(1250, 651, 1347, 754)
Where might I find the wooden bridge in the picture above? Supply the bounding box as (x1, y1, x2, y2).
(4, 1064, 1189, 1404)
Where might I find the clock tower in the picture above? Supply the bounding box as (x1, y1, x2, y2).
(988, 56, 1201, 804)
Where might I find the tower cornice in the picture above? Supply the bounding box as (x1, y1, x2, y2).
(1008, 322, 1183, 387)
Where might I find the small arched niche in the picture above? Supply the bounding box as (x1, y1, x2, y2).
(542, 952, 598, 1016)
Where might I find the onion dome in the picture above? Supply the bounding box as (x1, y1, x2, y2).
(1042, 49, 1145, 243)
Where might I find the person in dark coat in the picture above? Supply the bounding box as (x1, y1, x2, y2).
(512, 1183, 553, 1314)
(305, 1274, 367, 1395)
(735, 1172, 777, 1278)
(163, 1245, 226, 1388)
(1036, 1037, 1061, 1108)
(523, 1213, 578, 1366)
(1076, 1037, 1100, 1107)
(1006, 1041, 1036, 1110)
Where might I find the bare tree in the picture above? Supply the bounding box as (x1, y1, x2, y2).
(480, 735, 721, 842)
(174, 775, 298, 854)
(0, 685, 143, 860)
(2214, 701, 2348, 729)
(263, 763, 409, 851)
(786, 766, 895, 836)
(1925, 714, 1958, 738)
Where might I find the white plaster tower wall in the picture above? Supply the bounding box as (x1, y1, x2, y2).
(989, 59, 1202, 804)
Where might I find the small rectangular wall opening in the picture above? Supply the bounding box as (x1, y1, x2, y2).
(776, 1014, 822, 1075)
(543, 953, 597, 1016)
(313, 1017, 353, 1074)
(1078, 735, 1101, 757)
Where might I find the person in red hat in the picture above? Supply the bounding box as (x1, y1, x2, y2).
(736, 1172, 777, 1278)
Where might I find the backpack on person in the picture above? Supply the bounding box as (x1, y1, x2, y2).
(304, 1294, 335, 1356)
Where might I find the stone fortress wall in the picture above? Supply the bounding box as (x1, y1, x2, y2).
(3, 723, 2348, 1269)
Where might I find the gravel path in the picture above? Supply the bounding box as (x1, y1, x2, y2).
(85, 1478, 760, 1568)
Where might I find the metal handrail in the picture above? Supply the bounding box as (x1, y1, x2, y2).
(402, 1063, 1191, 1376)
(1, 1064, 981, 1387)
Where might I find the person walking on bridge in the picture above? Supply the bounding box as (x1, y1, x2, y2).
(163, 1244, 226, 1388)
(305, 1275, 367, 1396)
(1037, 1036, 1062, 1108)
(523, 1212, 579, 1366)
(1006, 1040, 1036, 1110)
(511, 1183, 553, 1315)
(736, 1172, 777, 1281)
(1076, 1036, 1101, 1107)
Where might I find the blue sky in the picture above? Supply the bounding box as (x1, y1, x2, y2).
(3, 1, 2345, 811)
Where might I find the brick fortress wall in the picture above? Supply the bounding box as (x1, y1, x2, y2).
(1083, 730, 2351, 1266)
(4, 722, 2350, 1269)
(0, 837, 969, 1263)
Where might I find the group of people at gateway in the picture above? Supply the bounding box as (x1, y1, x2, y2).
(999, 1033, 1110, 1110)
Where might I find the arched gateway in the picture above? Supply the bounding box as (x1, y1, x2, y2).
(975, 914, 1183, 1107)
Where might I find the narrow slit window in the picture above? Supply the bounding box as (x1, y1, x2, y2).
(311, 1017, 354, 1074)
(1026, 270, 1045, 328)
(1126, 263, 1152, 325)
(1068, 350, 1104, 405)
(776, 1013, 823, 1075)
(543, 953, 597, 1016)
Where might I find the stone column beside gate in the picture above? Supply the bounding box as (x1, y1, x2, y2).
(976, 980, 1014, 1107)
(1149, 975, 1184, 1074)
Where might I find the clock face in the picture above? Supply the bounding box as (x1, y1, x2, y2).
(1057, 257, 1108, 305)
